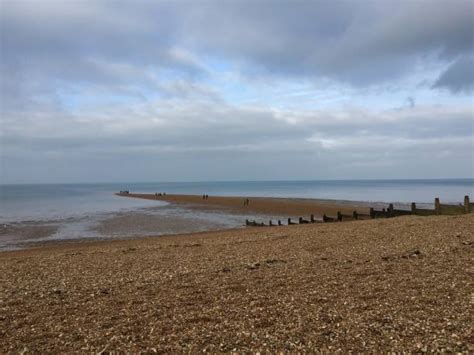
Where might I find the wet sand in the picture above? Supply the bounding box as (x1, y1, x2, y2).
(0, 203, 288, 251)
(0, 213, 472, 352)
(117, 193, 372, 218)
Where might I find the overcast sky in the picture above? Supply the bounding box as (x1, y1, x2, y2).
(1, 0, 473, 184)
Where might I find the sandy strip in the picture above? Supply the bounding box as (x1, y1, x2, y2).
(117, 193, 372, 218)
(0, 213, 472, 352)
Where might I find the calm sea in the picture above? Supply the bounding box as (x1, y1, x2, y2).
(0, 179, 472, 250)
(1, 179, 473, 223)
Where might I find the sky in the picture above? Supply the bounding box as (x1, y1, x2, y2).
(0, 0, 473, 184)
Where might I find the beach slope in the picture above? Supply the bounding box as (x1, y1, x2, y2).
(0, 214, 472, 352)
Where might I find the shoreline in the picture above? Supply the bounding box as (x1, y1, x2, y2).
(2, 192, 469, 252)
(116, 193, 374, 217)
(1, 213, 472, 352)
(1, 194, 376, 252)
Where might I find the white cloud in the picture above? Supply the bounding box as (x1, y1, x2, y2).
(1, 0, 473, 183)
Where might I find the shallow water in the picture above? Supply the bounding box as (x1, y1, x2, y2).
(0, 204, 285, 251)
(1, 179, 472, 250)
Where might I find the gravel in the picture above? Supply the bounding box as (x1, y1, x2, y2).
(0, 213, 472, 352)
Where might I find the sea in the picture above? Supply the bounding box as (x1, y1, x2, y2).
(1, 179, 473, 250)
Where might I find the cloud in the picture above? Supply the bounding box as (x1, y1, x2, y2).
(1, 0, 473, 183)
(178, 1, 474, 85)
(433, 55, 474, 93)
(2, 100, 472, 183)
(2, 0, 473, 92)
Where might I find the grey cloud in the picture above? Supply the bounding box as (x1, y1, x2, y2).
(2, 99, 472, 157)
(1, 1, 473, 183)
(433, 55, 474, 93)
(2, 0, 473, 93)
(0, 0, 204, 111)
(179, 0, 474, 85)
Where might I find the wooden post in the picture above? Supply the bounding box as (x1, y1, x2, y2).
(435, 198, 441, 215)
(245, 219, 249, 226)
(337, 211, 342, 222)
(386, 204, 393, 218)
(370, 208, 374, 218)
(353, 211, 358, 220)
(464, 195, 470, 213)
(411, 202, 416, 214)
(288, 218, 292, 225)
(269, 220, 273, 226)
(278, 220, 282, 226)
(310, 214, 315, 223)
(299, 217, 303, 224)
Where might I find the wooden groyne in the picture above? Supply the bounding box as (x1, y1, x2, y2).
(245, 196, 473, 227)
(115, 191, 472, 228)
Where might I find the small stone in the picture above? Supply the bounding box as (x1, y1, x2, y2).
(51, 288, 63, 295)
(246, 262, 260, 270)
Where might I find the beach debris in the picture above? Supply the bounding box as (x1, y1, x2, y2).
(245, 262, 260, 270)
(168, 243, 202, 248)
(383, 249, 424, 261)
(265, 259, 286, 265)
(51, 287, 64, 295)
(98, 288, 110, 295)
(402, 249, 423, 258)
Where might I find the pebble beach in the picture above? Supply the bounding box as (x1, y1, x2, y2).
(1, 211, 472, 352)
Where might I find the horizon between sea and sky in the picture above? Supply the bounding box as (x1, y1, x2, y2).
(0, 1, 473, 184)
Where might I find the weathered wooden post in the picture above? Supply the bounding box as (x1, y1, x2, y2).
(464, 195, 470, 213)
(411, 202, 416, 214)
(370, 208, 374, 218)
(337, 211, 342, 222)
(278, 220, 282, 226)
(310, 214, 315, 223)
(435, 198, 441, 215)
(269, 220, 273, 226)
(245, 219, 249, 226)
(388, 203, 394, 217)
(353, 211, 358, 220)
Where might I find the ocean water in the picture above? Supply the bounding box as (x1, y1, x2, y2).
(0, 179, 472, 250)
(1, 179, 473, 222)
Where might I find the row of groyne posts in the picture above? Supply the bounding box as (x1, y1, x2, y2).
(245, 195, 473, 227)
